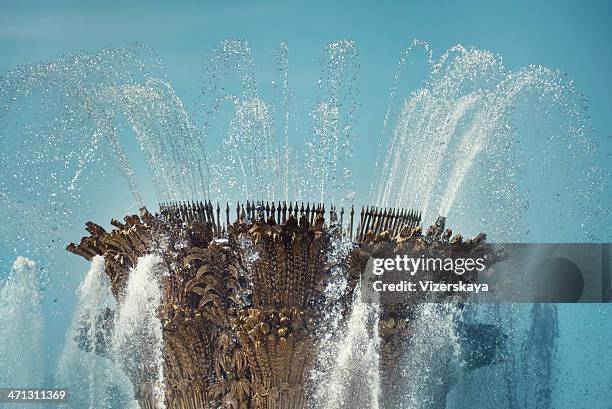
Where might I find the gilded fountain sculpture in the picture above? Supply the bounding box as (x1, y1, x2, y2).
(67, 200, 495, 409)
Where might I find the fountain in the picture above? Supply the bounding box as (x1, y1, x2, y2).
(65, 201, 495, 409)
(1, 37, 608, 409)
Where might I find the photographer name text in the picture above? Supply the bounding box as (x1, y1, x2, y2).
(371, 255, 489, 293)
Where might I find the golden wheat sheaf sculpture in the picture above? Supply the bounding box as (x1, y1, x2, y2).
(67, 201, 494, 409)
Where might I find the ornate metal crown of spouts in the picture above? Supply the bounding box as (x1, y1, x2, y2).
(67, 200, 493, 409)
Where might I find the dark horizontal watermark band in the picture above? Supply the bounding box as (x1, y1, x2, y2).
(0, 389, 69, 403)
(360, 243, 612, 303)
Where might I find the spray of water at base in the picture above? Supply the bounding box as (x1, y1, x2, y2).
(0, 257, 44, 390)
(57, 256, 137, 409)
(113, 254, 167, 409)
(311, 288, 381, 409)
(388, 304, 462, 409)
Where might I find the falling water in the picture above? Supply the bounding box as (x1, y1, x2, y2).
(312, 289, 381, 409)
(0, 257, 44, 389)
(57, 256, 137, 409)
(372, 42, 606, 241)
(113, 255, 167, 409)
(519, 304, 558, 409)
(0, 44, 212, 272)
(308, 235, 381, 409)
(446, 304, 518, 409)
(446, 303, 560, 409)
(199, 39, 292, 202)
(202, 39, 359, 205)
(58, 255, 168, 408)
(303, 40, 359, 205)
(275, 41, 292, 202)
(0, 39, 360, 279)
(389, 304, 463, 409)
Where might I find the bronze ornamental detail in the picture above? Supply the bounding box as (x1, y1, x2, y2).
(67, 201, 493, 409)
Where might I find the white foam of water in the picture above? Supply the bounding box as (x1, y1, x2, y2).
(113, 254, 166, 409)
(393, 304, 462, 409)
(0, 256, 44, 388)
(311, 288, 381, 409)
(57, 255, 136, 408)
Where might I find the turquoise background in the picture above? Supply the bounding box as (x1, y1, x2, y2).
(0, 2, 610, 407)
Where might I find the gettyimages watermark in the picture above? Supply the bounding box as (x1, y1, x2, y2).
(360, 243, 612, 303)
